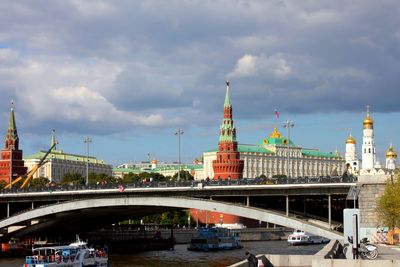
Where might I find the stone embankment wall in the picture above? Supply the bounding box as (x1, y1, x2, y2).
(358, 182, 386, 228)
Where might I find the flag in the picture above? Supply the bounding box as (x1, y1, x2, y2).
(274, 109, 279, 119)
(118, 185, 125, 192)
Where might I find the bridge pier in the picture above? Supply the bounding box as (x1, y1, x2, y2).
(286, 195, 289, 216)
(328, 194, 331, 229)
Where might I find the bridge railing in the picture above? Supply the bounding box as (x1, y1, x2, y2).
(0, 175, 357, 194)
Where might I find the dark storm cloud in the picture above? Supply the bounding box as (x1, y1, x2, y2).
(0, 0, 399, 135)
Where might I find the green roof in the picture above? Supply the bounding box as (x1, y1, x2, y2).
(259, 137, 295, 146)
(301, 149, 341, 159)
(206, 144, 273, 154)
(151, 164, 203, 172)
(25, 150, 107, 164)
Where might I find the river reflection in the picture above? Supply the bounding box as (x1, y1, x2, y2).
(0, 240, 325, 267)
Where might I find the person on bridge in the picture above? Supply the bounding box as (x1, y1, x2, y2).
(245, 251, 258, 267)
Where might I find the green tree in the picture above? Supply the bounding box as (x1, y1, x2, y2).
(30, 177, 50, 188)
(173, 170, 194, 181)
(62, 173, 85, 185)
(88, 172, 115, 185)
(0, 180, 7, 190)
(377, 177, 400, 231)
(122, 172, 140, 183)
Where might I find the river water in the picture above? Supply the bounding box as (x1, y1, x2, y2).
(0, 240, 325, 267)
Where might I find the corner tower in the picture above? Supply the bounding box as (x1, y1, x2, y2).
(212, 81, 244, 180)
(0, 101, 27, 184)
(361, 105, 376, 170)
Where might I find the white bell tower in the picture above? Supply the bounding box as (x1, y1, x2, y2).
(345, 132, 359, 174)
(361, 105, 376, 170)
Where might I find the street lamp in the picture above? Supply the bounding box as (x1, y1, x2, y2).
(175, 128, 184, 181)
(84, 137, 92, 186)
(282, 121, 294, 183)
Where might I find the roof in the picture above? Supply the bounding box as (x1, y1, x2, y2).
(207, 144, 273, 154)
(301, 149, 341, 159)
(24, 150, 108, 164)
(260, 137, 295, 146)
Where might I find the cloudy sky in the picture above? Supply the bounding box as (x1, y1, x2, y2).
(0, 0, 399, 166)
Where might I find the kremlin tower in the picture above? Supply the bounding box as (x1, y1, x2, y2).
(361, 105, 376, 170)
(0, 101, 27, 184)
(212, 81, 244, 180)
(345, 132, 360, 174)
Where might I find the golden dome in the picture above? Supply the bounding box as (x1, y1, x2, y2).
(269, 127, 282, 138)
(386, 144, 397, 159)
(363, 116, 374, 129)
(151, 159, 158, 164)
(346, 134, 356, 144)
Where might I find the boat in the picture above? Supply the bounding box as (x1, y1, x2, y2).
(287, 230, 329, 245)
(187, 227, 242, 251)
(23, 235, 109, 267)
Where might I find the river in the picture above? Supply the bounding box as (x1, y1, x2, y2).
(0, 240, 325, 267)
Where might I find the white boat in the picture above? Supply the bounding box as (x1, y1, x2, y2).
(23, 236, 109, 267)
(287, 230, 329, 245)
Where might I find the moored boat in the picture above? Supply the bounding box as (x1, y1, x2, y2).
(187, 227, 242, 251)
(287, 230, 329, 245)
(22, 236, 108, 267)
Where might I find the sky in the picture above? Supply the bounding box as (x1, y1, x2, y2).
(0, 0, 399, 166)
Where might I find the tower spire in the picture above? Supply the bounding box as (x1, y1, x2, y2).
(5, 99, 19, 150)
(224, 81, 231, 107)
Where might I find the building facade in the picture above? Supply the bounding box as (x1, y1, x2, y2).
(24, 132, 112, 183)
(0, 102, 27, 184)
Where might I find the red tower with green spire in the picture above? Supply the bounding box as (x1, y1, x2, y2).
(0, 101, 27, 184)
(212, 81, 244, 180)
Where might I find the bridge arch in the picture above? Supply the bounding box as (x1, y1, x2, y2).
(0, 196, 343, 240)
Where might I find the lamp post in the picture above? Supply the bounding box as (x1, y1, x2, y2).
(175, 128, 184, 181)
(84, 137, 92, 186)
(282, 121, 294, 183)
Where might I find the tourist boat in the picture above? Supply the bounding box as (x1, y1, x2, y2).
(23, 236, 108, 267)
(187, 227, 242, 251)
(287, 230, 329, 245)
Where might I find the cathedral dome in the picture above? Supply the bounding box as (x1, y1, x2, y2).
(346, 134, 356, 144)
(269, 127, 282, 138)
(386, 144, 397, 159)
(363, 116, 373, 129)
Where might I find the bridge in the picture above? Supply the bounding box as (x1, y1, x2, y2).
(0, 180, 356, 240)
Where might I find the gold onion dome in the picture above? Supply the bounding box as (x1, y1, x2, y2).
(386, 144, 397, 159)
(269, 127, 282, 138)
(151, 159, 158, 164)
(346, 134, 356, 144)
(363, 115, 374, 128)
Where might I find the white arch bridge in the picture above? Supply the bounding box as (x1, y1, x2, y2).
(0, 196, 343, 240)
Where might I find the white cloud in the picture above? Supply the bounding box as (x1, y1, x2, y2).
(228, 53, 292, 78)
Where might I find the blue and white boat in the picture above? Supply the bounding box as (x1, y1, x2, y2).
(187, 227, 242, 251)
(23, 236, 108, 267)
